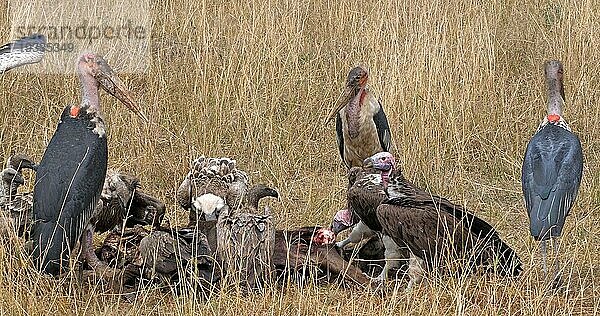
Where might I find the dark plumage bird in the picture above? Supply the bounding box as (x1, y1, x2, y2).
(0, 154, 37, 238)
(331, 165, 408, 281)
(31, 53, 146, 275)
(93, 169, 166, 233)
(213, 184, 278, 291)
(522, 60, 583, 285)
(0, 34, 45, 73)
(326, 66, 392, 168)
(177, 156, 249, 226)
(139, 226, 219, 294)
(365, 152, 522, 288)
(82, 169, 166, 269)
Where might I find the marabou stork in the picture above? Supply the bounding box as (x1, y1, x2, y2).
(521, 60, 583, 285)
(364, 152, 522, 288)
(0, 34, 45, 73)
(31, 53, 146, 275)
(326, 66, 392, 168)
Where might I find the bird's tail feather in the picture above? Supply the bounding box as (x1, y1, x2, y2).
(30, 221, 71, 276)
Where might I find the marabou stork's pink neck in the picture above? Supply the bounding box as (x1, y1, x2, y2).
(346, 88, 367, 138)
(545, 60, 565, 119)
(71, 68, 101, 118)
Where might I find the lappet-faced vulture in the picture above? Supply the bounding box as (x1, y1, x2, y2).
(366, 152, 522, 288)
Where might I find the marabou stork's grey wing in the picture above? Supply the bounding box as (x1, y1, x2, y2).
(522, 129, 583, 239)
(0, 34, 46, 73)
(335, 113, 348, 168)
(31, 115, 108, 274)
(373, 101, 392, 152)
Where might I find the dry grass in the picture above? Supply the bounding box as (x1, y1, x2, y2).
(1, 0, 600, 314)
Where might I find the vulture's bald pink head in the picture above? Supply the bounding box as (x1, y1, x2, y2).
(331, 209, 355, 234)
(364, 152, 396, 187)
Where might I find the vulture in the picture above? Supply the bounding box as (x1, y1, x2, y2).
(364, 152, 522, 288)
(332, 166, 408, 281)
(195, 184, 278, 291)
(31, 53, 146, 275)
(0, 34, 46, 73)
(0, 154, 37, 238)
(84, 169, 166, 269)
(522, 60, 583, 286)
(139, 226, 220, 294)
(177, 156, 249, 226)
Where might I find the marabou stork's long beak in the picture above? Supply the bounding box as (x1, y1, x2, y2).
(93, 56, 148, 122)
(325, 67, 368, 124)
(325, 88, 354, 123)
(0, 34, 46, 73)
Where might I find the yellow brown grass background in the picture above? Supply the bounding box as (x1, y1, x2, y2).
(0, 0, 600, 314)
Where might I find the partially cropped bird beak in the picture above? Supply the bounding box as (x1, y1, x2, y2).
(363, 157, 374, 169)
(325, 89, 353, 123)
(94, 58, 148, 122)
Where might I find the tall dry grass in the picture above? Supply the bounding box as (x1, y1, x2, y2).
(0, 0, 599, 314)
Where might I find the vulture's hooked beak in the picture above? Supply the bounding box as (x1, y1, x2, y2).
(363, 157, 374, 169)
(94, 57, 148, 122)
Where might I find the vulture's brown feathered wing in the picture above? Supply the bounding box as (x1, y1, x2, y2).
(378, 176, 522, 276)
(346, 166, 388, 231)
(216, 209, 275, 291)
(92, 169, 165, 233)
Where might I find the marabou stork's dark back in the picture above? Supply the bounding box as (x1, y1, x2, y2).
(521, 60, 583, 285)
(0, 34, 45, 73)
(31, 53, 146, 275)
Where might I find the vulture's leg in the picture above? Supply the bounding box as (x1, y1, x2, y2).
(336, 221, 374, 249)
(540, 239, 549, 276)
(406, 252, 425, 290)
(374, 235, 402, 281)
(551, 237, 562, 288)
